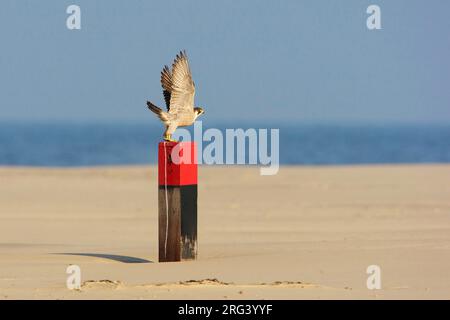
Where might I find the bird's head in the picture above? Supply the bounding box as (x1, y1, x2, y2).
(194, 107, 205, 118)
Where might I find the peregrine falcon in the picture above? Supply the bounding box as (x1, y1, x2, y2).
(146, 51, 205, 142)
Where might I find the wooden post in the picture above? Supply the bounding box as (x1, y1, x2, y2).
(158, 141, 197, 262)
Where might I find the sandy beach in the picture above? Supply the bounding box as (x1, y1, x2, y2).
(0, 164, 449, 299)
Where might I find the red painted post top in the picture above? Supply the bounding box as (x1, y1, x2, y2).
(158, 141, 198, 186)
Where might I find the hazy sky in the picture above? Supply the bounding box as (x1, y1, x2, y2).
(0, 0, 449, 124)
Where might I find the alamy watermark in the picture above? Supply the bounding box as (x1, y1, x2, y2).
(66, 265, 81, 290)
(366, 265, 382, 290)
(367, 5, 381, 30)
(66, 5, 81, 30)
(169, 121, 279, 176)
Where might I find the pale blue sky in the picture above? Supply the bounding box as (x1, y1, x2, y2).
(0, 0, 449, 124)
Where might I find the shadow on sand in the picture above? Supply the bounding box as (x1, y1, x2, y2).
(53, 253, 153, 263)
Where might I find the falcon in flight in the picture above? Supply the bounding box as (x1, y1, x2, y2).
(146, 51, 205, 141)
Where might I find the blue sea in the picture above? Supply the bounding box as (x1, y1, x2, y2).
(0, 122, 449, 166)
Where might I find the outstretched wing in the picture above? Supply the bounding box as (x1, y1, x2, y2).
(168, 50, 195, 114)
(160, 65, 172, 111)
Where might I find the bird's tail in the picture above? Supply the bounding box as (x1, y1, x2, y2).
(146, 101, 170, 123)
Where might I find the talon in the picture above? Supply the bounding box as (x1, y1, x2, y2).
(163, 134, 177, 142)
